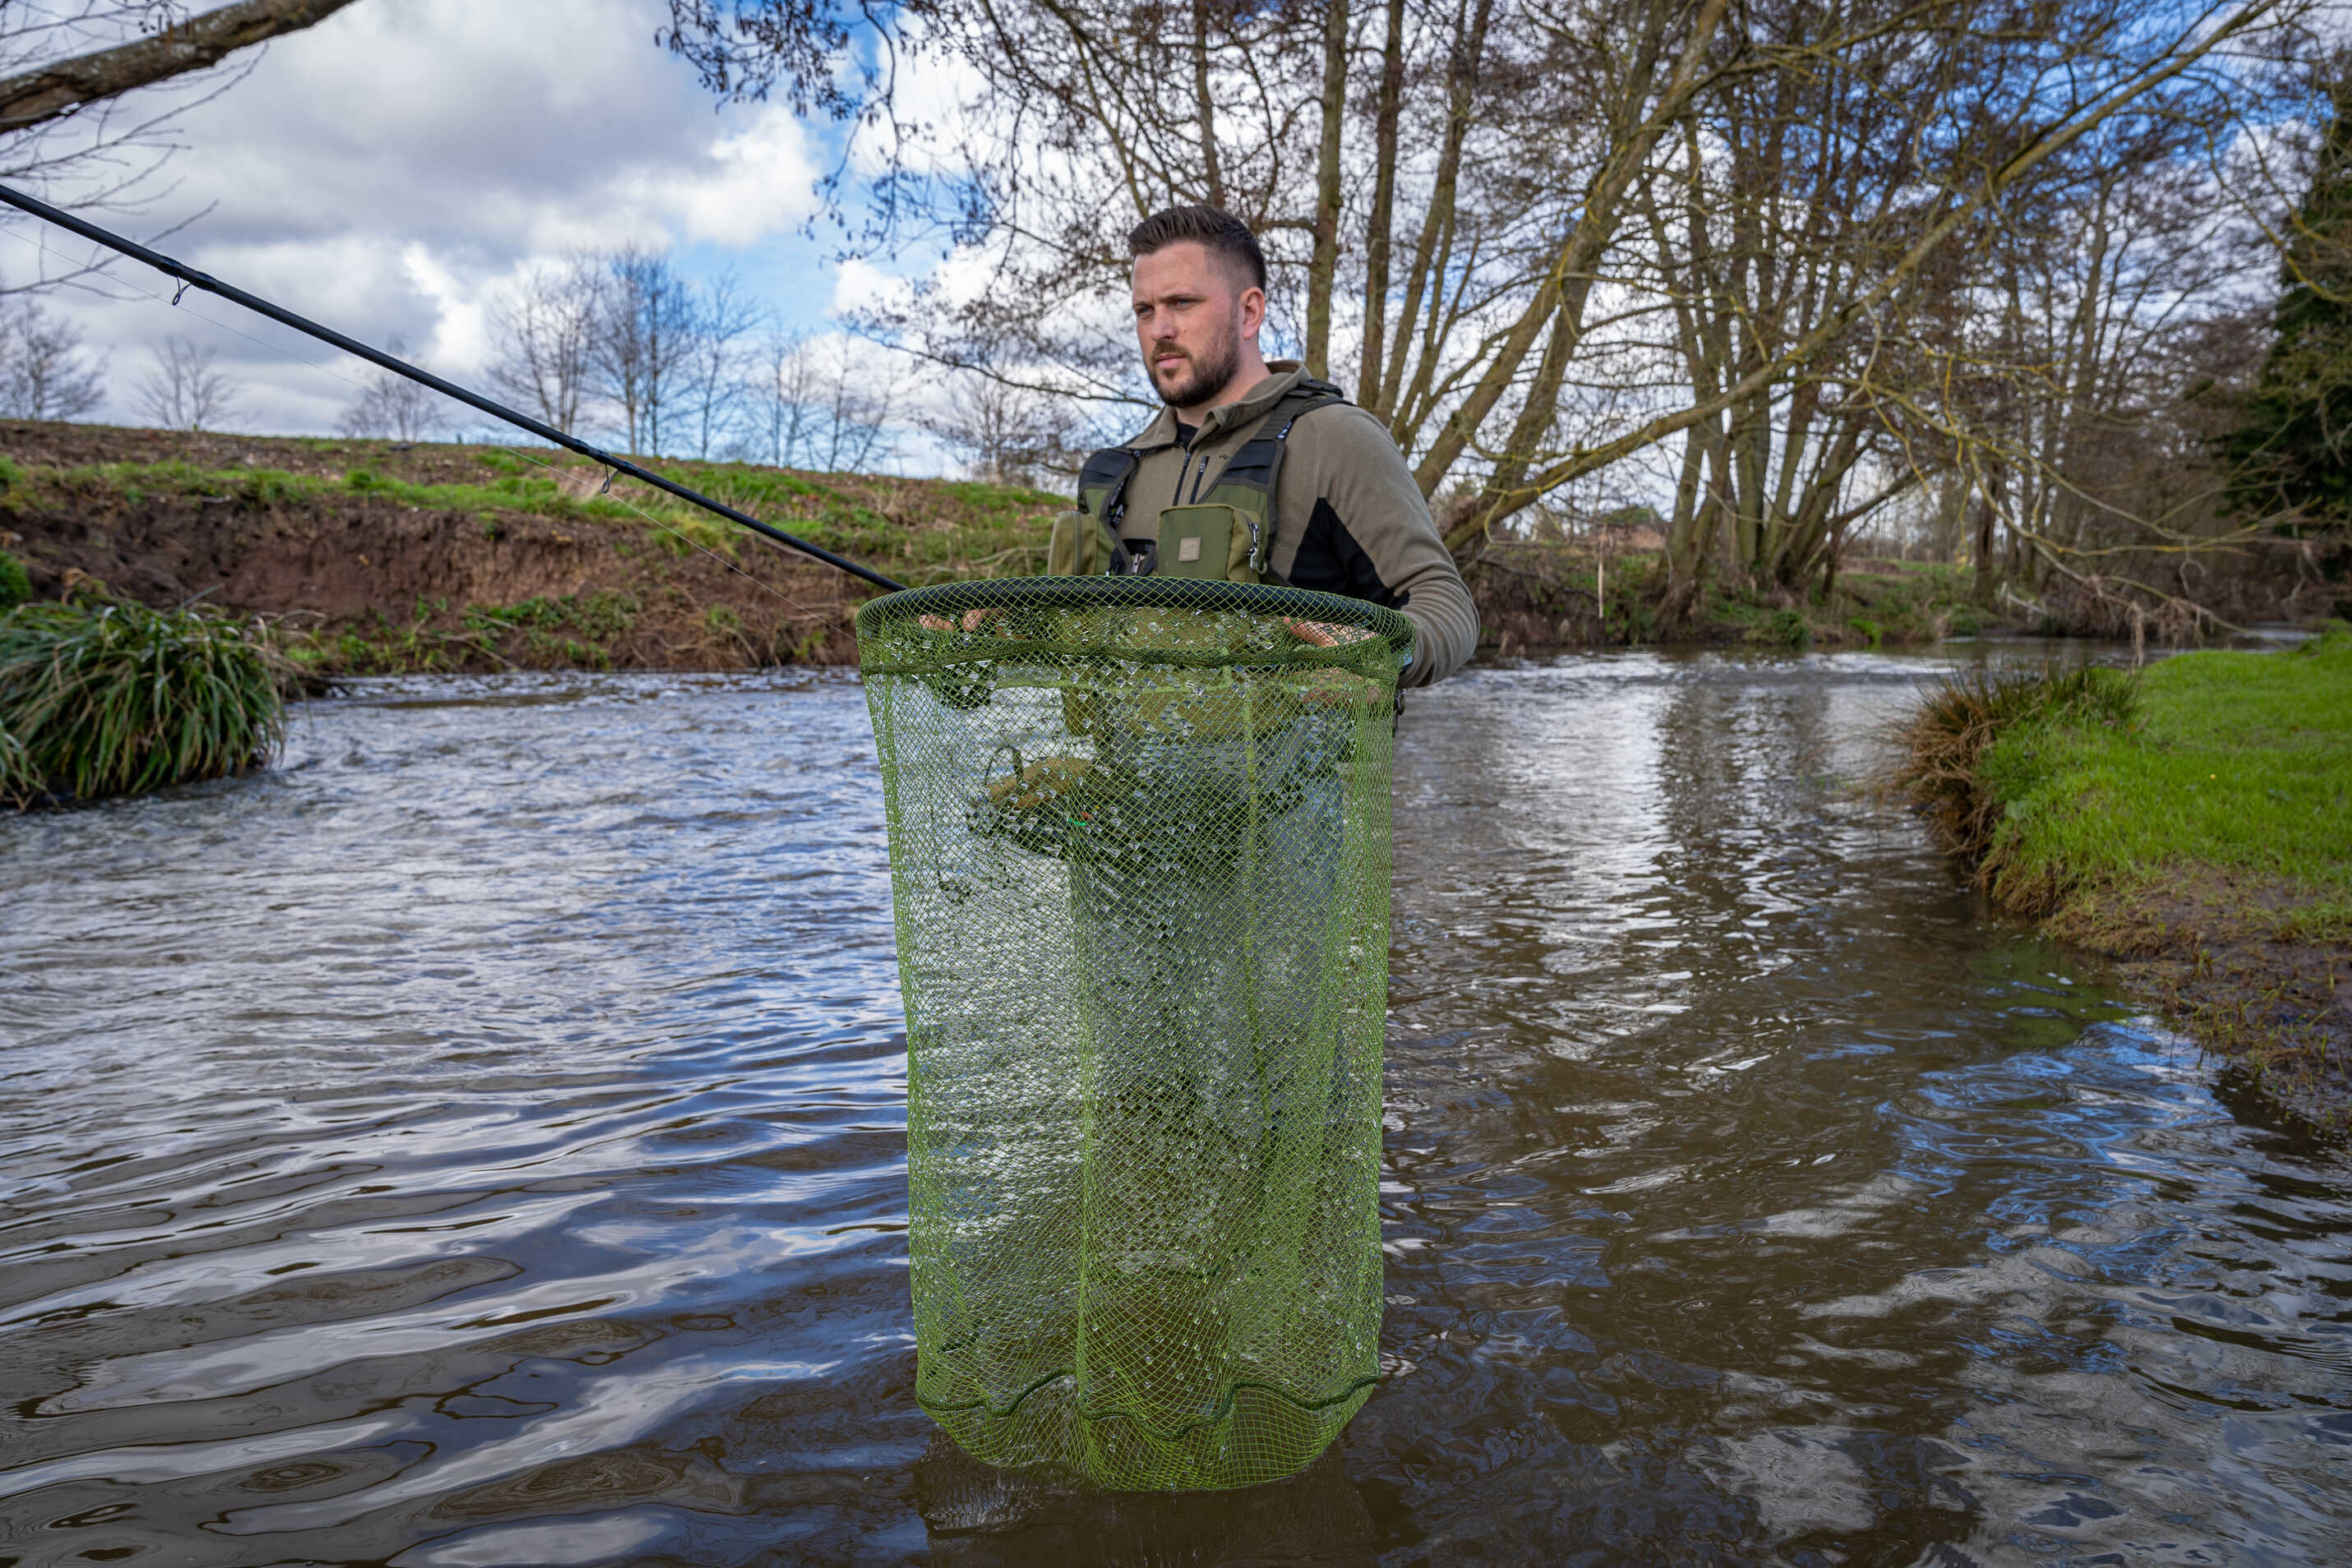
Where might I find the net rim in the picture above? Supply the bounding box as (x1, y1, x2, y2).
(855, 575, 1416, 658)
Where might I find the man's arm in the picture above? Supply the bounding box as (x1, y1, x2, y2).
(1278, 405, 1479, 687)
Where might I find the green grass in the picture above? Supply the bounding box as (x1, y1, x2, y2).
(0, 550, 30, 609)
(1968, 625, 2352, 917)
(0, 597, 288, 806)
(35, 457, 746, 553)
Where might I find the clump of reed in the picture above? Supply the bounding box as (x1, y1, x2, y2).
(1888, 663, 2138, 864)
(0, 594, 290, 807)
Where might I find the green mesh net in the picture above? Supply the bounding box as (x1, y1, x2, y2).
(856, 576, 1412, 1492)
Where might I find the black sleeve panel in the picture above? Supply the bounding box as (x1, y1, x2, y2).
(1288, 498, 1408, 611)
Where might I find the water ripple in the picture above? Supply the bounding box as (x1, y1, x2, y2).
(2, 653, 2345, 1566)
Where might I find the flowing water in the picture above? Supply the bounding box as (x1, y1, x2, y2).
(1, 651, 2345, 1567)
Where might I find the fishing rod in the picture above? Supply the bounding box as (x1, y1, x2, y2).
(0, 182, 909, 595)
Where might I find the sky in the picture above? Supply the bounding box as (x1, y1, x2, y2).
(2, 0, 955, 463)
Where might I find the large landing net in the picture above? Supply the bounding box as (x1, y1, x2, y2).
(858, 577, 1412, 1491)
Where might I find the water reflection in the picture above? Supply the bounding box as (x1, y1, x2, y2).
(0, 652, 2345, 1566)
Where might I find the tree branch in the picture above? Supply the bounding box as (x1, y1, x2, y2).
(0, 0, 365, 135)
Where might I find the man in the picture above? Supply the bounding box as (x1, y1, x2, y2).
(1053, 203, 1478, 686)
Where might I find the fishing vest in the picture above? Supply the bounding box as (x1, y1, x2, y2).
(1047, 378, 1347, 583)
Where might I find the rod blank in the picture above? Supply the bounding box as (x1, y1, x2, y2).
(0, 181, 909, 595)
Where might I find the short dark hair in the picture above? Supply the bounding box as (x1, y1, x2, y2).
(1128, 205, 1266, 295)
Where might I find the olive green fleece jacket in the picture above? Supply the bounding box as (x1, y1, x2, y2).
(1113, 361, 1478, 687)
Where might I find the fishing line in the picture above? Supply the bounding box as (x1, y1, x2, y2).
(0, 181, 909, 594)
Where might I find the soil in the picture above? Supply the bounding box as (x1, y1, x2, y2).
(0, 422, 867, 671)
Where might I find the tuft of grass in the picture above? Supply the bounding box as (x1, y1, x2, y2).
(0, 549, 30, 609)
(0, 717, 33, 800)
(1889, 663, 2139, 869)
(0, 597, 289, 807)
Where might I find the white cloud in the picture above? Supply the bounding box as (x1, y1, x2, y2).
(5, 0, 834, 440)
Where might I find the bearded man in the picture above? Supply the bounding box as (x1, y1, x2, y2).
(1049, 204, 1478, 686)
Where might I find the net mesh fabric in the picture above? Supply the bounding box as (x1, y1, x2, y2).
(857, 577, 1410, 1491)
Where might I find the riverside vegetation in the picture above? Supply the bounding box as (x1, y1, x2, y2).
(0, 591, 288, 807)
(1894, 627, 2352, 1123)
(0, 423, 1995, 686)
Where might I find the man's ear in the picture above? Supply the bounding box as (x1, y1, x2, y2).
(1238, 285, 1266, 343)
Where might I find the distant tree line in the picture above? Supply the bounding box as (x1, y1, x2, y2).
(478, 248, 910, 472)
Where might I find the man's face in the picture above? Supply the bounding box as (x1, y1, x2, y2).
(1132, 242, 1257, 411)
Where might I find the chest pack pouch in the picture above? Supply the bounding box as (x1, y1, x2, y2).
(1048, 379, 1346, 583)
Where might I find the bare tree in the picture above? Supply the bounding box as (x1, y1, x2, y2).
(337, 364, 443, 440)
(592, 246, 696, 454)
(926, 373, 1079, 485)
(485, 254, 602, 433)
(0, 294, 104, 417)
(740, 325, 819, 466)
(681, 269, 760, 459)
(136, 331, 234, 429)
(810, 334, 898, 472)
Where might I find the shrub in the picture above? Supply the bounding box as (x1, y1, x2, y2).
(1758, 606, 1811, 649)
(0, 597, 288, 806)
(0, 550, 30, 609)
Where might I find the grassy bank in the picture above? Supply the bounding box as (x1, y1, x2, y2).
(1896, 626, 2352, 1121)
(0, 422, 1065, 676)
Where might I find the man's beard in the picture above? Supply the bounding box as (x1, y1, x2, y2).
(1151, 320, 1242, 408)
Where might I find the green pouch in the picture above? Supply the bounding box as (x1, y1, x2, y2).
(1049, 509, 1107, 576)
(1156, 504, 1244, 580)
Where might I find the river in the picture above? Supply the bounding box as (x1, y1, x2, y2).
(2, 650, 2345, 1566)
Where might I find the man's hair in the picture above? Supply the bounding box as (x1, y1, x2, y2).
(1128, 205, 1267, 295)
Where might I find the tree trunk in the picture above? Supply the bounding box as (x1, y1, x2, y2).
(1971, 474, 2004, 606)
(1357, 0, 1405, 409)
(1305, 0, 1351, 380)
(1191, 0, 1224, 209)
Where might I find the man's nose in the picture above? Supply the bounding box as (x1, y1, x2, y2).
(1149, 316, 1178, 340)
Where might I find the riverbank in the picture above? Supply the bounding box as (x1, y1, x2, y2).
(1896, 629, 2352, 1123)
(0, 422, 1061, 674)
(2, 422, 2003, 671)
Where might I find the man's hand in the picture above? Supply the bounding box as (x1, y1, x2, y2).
(1283, 618, 1372, 648)
(919, 607, 998, 632)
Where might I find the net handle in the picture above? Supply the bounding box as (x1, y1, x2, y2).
(856, 576, 1417, 657)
